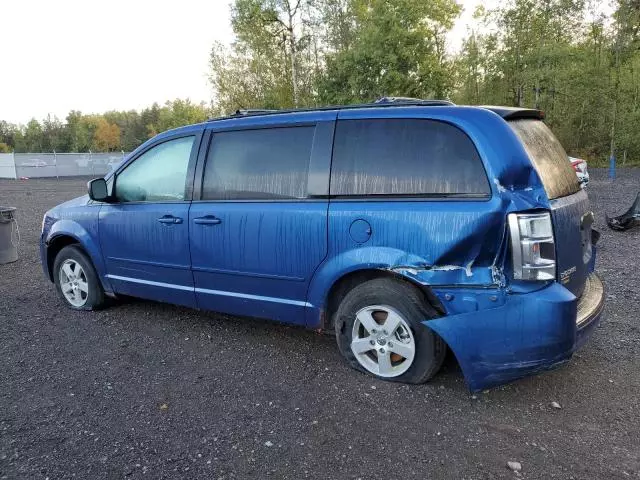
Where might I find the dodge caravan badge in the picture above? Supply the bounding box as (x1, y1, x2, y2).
(560, 266, 577, 284)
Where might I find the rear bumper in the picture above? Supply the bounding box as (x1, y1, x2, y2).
(575, 273, 605, 349)
(424, 273, 604, 391)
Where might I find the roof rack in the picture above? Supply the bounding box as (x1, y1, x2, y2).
(374, 96, 454, 106)
(206, 109, 278, 121)
(205, 98, 455, 123)
(232, 109, 278, 116)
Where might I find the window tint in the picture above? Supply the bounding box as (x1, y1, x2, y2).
(509, 119, 580, 199)
(330, 119, 490, 196)
(202, 127, 314, 200)
(115, 136, 194, 202)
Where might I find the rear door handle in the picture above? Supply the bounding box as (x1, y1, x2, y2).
(194, 215, 222, 225)
(157, 215, 183, 224)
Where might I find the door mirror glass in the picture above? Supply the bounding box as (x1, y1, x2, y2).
(88, 178, 109, 202)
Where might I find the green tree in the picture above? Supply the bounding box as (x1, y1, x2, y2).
(23, 119, 44, 152)
(155, 99, 209, 132)
(456, 0, 640, 164)
(317, 0, 461, 104)
(0, 120, 19, 149)
(62, 111, 93, 152)
(41, 115, 65, 152)
(209, 0, 324, 113)
(103, 110, 146, 152)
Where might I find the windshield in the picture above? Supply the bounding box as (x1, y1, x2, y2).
(509, 119, 580, 199)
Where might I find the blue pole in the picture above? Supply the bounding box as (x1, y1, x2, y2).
(609, 154, 616, 179)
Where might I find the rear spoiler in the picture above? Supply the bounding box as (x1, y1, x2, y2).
(480, 106, 545, 120)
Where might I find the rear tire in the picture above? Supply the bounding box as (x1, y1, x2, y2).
(53, 245, 106, 311)
(334, 278, 446, 384)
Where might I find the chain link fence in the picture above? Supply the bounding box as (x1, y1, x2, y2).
(0, 152, 130, 179)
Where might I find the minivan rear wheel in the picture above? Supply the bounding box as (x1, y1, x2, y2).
(53, 245, 106, 311)
(334, 278, 446, 384)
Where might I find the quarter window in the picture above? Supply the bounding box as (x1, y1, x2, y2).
(115, 136, 194, 202)
(202, 127, 314, 200)
(330, 119, 490, 196)
(508, 119, 580, 200)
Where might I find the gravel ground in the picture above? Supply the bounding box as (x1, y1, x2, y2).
(1, 169, 639, 480)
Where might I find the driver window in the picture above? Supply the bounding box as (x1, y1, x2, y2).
(115, 136, 194, 202)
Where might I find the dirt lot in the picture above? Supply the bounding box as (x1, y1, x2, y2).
(1, 170, 639, 479)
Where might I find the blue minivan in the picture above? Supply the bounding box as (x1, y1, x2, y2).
(40, 99, 604, 391)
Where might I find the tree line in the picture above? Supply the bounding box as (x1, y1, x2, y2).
(2, 0, 639, 166)
(0, 100, 209, 154)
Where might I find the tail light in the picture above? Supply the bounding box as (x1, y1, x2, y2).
(571, 158, 586, 173)
(508, 212, 556, 281)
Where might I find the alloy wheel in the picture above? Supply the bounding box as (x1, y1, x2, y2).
(59, 259, 89, 307)
(350, 305, 416, 377)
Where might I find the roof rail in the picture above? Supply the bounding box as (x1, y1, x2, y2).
(233, 109, 278, 116)
(374, 96, 454, 106)
(204, 99, 456, 123)
(206, 109, 278, 122)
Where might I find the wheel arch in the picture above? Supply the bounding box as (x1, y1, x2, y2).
(45, 219, 113, 295)
(319, 268, 445, 332)
(46, 234, 80, 281)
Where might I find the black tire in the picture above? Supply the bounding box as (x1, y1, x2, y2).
(53, 245, 106, 311)
(334, 277, 446, 384)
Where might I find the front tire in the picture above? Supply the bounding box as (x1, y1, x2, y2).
(53, 245, 106, 311)
(334, 278, 446, 384)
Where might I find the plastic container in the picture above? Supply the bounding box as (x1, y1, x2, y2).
(0, 207, 18, 264)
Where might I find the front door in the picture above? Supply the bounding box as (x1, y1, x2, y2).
(189, 122, 332, 324)
(99, 133, 201, 307)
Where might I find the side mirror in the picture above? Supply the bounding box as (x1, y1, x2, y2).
(88, 178, 109, 202)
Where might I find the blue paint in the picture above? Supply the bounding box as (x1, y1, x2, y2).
(425, 276, 603, 391)
(549, 190, 590, 297)
(39, 103, 604, 391)
(105, 274, 312, 307)
(194, 287, 313, 308)
(106, 274, 194, 291)
(609, 154, 616, 179)
(189, 201, 327, 325)
(99, 201, 196, 308)
(43, 205, 114, 296)
(348, 219, 372, 244)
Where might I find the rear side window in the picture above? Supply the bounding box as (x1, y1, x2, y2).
(202, 126, 314, 200)
(330, 119, 490, 196)
(509, 119, 580, 199)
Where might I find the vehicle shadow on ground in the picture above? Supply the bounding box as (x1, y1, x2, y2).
(104, 294, 466, 387)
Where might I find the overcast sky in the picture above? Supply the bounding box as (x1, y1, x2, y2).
(0, 0, 491, 124)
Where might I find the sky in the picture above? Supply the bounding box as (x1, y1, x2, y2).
(0, 0, 492, 124)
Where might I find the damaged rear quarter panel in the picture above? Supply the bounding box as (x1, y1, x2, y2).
(307, 196, 507, 316)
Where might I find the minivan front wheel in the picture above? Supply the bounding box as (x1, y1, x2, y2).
(53, 245, 106, 310)
(335, 278, 446, 384)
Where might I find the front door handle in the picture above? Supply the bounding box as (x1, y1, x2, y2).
(194, 215, 222, 225)
(157, 215, 183, 224)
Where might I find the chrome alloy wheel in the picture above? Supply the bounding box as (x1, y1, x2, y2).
(350, 305, 416, 377)
(59, 259, 89, 307)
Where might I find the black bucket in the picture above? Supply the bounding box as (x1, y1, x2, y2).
(0, 207, 18, 264)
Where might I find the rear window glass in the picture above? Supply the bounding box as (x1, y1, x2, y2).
(202, 126, 314, 200)
(509, 119, 580, 199)
(330, 119, 490, 197)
